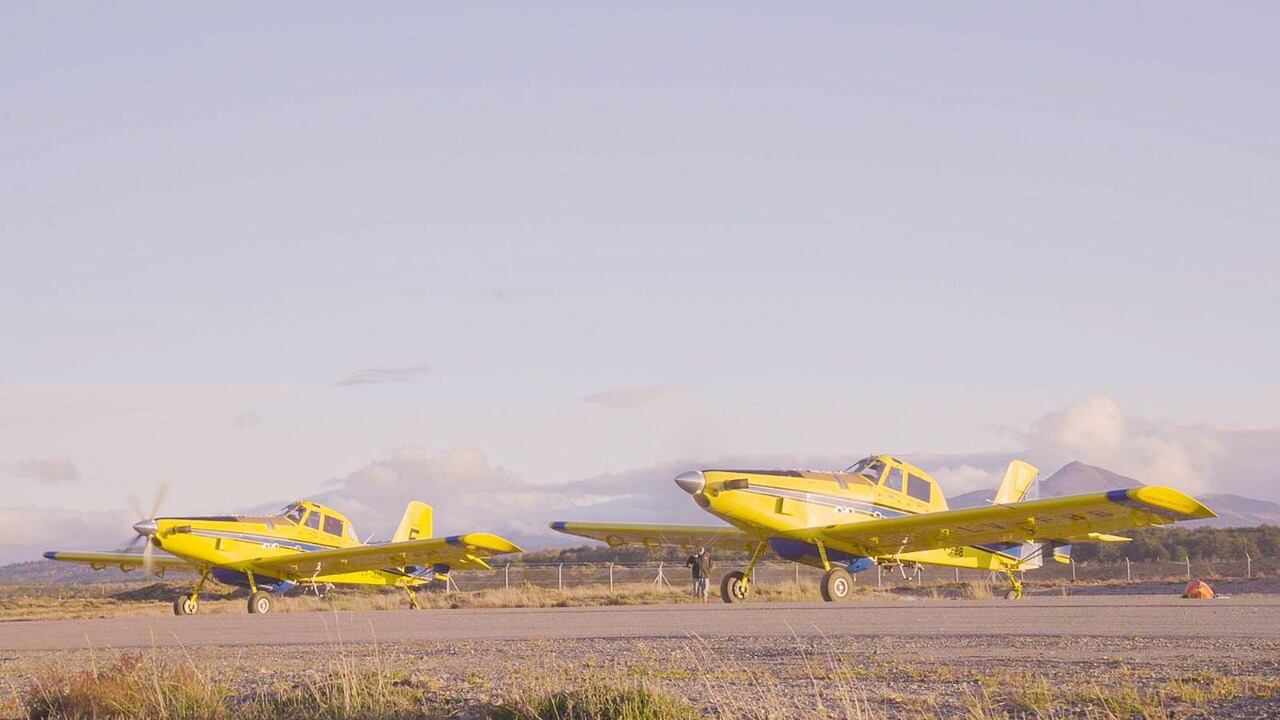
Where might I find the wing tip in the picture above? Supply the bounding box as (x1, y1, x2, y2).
(1117, 486, 1218, 520)
(455, 532, 523, 555)
(42, 551, 58, 560)
(549, 521, 568, 531)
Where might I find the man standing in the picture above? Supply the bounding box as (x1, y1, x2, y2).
(686, 546, 712, 602)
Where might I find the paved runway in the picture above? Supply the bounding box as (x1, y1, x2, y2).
(0, 596, 1275, 651)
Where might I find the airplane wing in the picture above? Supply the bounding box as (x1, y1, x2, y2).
(819, 486, 1215, 556)
(550, 521, 761, 551)
(42, 550, 197, 574)
(244, 533, 522, 578)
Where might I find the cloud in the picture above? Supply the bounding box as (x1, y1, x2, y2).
(335, 365, 432, 387)
(1019, 394, 1225, 494)
(0, 506, 131, 563)
(233, 411, 262, 429)
(10, 456, 80, 484)
(11, 395, 1277, 566)
(582, 385, 683, 410)
(287, 446, 835, 549)
(920, 394, 1279, 500)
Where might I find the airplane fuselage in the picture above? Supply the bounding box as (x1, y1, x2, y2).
(151, 512, 431, 591)
(687, 460, 1035, 573)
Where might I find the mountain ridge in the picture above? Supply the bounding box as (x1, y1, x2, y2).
(947, 461, 1276, 527)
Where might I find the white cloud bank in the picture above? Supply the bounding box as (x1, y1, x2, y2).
(918, 395, 1277, 499)
(6, 395, 1277, 564)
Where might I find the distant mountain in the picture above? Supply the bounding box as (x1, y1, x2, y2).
(946, 461, 1274, 528)
(1195, 493, 1280, 527)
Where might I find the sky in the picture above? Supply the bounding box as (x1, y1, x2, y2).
(1, 4, 1277, 562)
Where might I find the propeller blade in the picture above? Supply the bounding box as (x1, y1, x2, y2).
(129, 493, 146, 523)
(148, 481, 170, 520)
(142, 537, 155, 576)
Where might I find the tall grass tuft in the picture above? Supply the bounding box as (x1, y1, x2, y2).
(22, 653, 230, 720)
(494, 678, 698, 720)
(243, 670, 424, 720)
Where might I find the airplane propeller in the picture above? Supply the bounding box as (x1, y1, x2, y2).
(125, 481, 169, 576)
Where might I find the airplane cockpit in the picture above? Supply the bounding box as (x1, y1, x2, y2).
(843, 455, 944, 510)
(843, 456, 886, 483)
(274, 501, 360, 544)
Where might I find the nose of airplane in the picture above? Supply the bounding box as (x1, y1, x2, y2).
(133, 519, 158, 537)
(674, 470, 705, 495)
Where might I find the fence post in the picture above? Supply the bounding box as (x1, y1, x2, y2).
(505, 562, 510, 590)
(1071, 559, 1076, 583)
(954, 567, 959, 583)
(609, 562, 614, 592)
(795, 563, 800, 586)
(1125, 558, 1132, 583)
(557, 563, 563, 591)
(1246, 553, 1252, 579)
(1185, 557, 1191, 581)
(877, 564, 882, 588)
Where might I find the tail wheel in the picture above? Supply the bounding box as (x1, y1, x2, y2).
(820, 567, 853, 602)
(720, 571, 750, 603)
(173, 594, 198, 616)
(248, 590, 273, 615)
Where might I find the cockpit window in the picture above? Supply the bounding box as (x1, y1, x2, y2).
(304, 511, 321, 531)
(278, 504, 306, 525)
(845, 457, 885, 483)
(884, 468, 905, 493)
(906, 474, 932, 502)
(323, 515, 344, 537)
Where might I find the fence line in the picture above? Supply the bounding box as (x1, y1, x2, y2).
(445, 556, 1274, 592)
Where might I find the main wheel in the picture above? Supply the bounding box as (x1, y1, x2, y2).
(820, 567, 853, 602)
(173, 594, 198, 616)
(1004, 589, 1021, 600)
(720, 571, 749, 603)
(248, 590, 273, 614)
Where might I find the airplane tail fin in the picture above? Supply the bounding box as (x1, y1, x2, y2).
(993, 460, 1039, 505)
(393, 501, 434, 543)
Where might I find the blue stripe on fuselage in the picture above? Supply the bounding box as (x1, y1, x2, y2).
(186, 529, 342, 553)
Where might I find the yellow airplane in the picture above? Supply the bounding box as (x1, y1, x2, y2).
(44, 499, 522, 615)
(551, 455, 1215, 602)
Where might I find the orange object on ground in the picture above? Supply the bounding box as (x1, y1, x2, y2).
(1183, 579, 1215, 599)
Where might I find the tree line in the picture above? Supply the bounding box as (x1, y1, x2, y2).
(1070, 525, 1280, 562)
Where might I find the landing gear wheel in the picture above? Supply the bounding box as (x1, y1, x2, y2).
(173, 594, 198, 616)
(1004, 589, 1021, 600)
(720, 571, 750, 603)
(248, 590, 273, 614)
(820, 567, 853, 602)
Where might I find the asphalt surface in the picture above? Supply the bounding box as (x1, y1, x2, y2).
(0, 596, 1275, 651)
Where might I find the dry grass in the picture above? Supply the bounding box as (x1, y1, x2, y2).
(963, 668, 1280, 719)
(1, 570, 1273, 623)
(494, 678, 698, 720)
(0, 580, 900, 621)
(22, 654, 230, 719)
(11, 640, 1280, 720)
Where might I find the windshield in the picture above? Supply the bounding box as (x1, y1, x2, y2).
(843, 457, 885, 482)
(276, 503, 307, 524)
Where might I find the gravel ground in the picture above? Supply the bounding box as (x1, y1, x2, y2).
(1, 630, 1277, 717)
